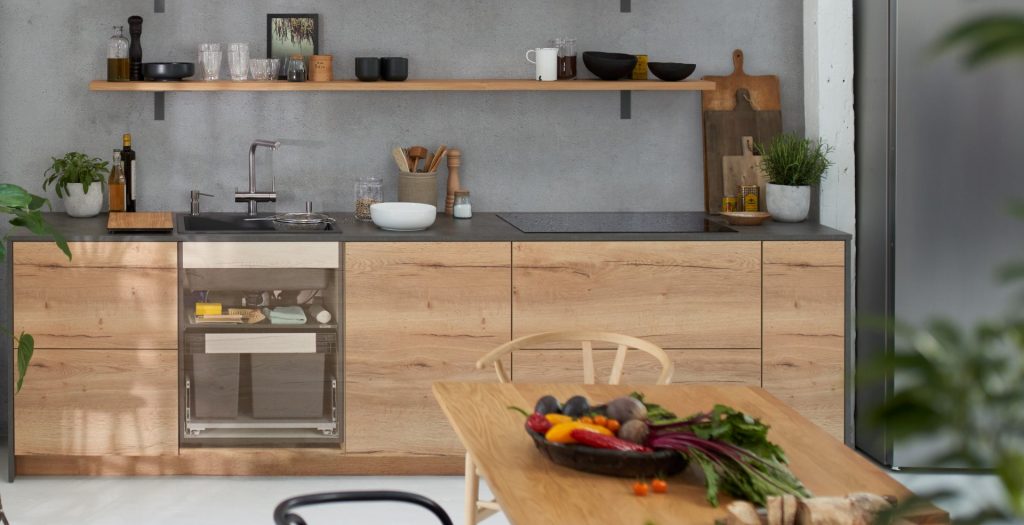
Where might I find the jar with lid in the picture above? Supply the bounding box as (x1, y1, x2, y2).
(453, 190, 472, 219)
(287, 55, 306, 82)
(354, 177, 382, 221)
(107, 26, 130, 81)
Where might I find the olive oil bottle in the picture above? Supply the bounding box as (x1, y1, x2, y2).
(121, 134, 137, 211)
(108, 150, 126, 212)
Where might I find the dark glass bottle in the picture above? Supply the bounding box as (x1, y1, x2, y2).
(122, 134, 137, 211)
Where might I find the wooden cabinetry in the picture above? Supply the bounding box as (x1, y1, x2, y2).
(344, 243, 512, 455)
(512, 242, 762, 349)
(12, 242, 179, 458)
(512, 348, 761, 386)
(762, 241, 846, 440)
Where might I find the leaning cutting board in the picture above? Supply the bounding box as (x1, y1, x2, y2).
(702, 49, 782, 213)
(722, 136, 769, 211)
(107, 211, 174, 232)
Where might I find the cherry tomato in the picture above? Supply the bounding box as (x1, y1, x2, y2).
(593, 415, 608, 426)
(652, 479, 668, 494)
(579, 416, 594, 425)
(632, 481, 649, 496)
(606, 419, 621, 433)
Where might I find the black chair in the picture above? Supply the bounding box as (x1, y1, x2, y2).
(273, 490, 454, 525)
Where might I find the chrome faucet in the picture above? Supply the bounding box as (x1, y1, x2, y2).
(235, 139, 281, 216)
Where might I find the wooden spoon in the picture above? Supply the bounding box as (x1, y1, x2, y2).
(408, 146, 428, 172)
(423, 150, 436, 173)
(392, 147, 410, 172)
(428, 144, 448, 173)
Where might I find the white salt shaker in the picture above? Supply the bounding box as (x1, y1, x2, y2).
(453, 191, 472, 219)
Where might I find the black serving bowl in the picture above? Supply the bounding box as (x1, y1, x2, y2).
(143, 62, 195, 81)
(582, 52, 637, 81)
(526, 429, 687, 478)
(648, 62, 696, 82)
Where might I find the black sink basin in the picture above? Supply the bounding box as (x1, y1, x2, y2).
(181, 213, 337, 233)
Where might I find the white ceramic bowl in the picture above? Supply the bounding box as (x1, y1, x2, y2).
(370, 202, 438, 231)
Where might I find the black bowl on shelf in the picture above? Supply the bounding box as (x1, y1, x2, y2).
(526, 429, 688, 478)
(143, 62, 195, 81)
(582, 52, 637, 81)
(648, 62, 697, 82)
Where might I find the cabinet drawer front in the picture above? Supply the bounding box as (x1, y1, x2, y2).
(763, 241, 846, 440)
(15, 349, 178, 456)
(204, 333, 317, 354)
(512, 348, 761, 386)
(345, 242, 512, 455)
(513, 242, 762, 349)
(183, 242, 339, 269)
(13, 242, 178, 349)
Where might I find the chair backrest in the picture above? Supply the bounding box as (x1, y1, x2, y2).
(475, 331, 674, 385)
(273, 490, 453, 525)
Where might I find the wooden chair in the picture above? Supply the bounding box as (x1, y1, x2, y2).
(464, 331, 675, 524)
(273, 490, 453, 525)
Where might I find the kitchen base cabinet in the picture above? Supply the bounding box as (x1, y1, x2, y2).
(512, 348, 761, 386)
(344, 242, 512, 456)
(762, 241, 846, 440)
(512, 242, 762, 349)
(14, 349, 178, 456)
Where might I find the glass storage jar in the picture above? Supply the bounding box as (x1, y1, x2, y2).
(453, 190, 472, 219)
(354, 177, 382, 221)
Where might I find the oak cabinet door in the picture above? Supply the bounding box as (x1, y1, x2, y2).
(344, 243, 512, 455)
(763, 241, 846, 440)
(15, 349, 179, 456)
(13, 242, 178, 350)
(512, 242, 762, 349)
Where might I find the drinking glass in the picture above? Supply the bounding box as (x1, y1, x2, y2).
(227, 43, 249, 81)
(269, 58, 281, 80)
(198, 43, 222, 81)
(248, 59, 268, 80)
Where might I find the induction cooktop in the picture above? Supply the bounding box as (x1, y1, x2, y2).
(497, 212, 736, 234)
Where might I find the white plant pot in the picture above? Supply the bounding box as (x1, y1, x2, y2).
(63, 182, 103, 218)
(766, 183, 811, 223)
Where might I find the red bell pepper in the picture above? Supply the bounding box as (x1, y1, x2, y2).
(527, 412, 553, 434)
(570, 429, 652, 452)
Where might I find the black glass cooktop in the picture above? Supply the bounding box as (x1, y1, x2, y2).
(497, 212, 735, 234)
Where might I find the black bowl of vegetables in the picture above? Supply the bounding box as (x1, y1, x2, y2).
(525, 428, 687, 478)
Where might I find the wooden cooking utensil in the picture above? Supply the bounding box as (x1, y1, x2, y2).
(428, 144, 448, 173)
(392, 147, 411, 172)
(423, 150, 436, 173)
(445, 148, 462, 216)
(722, 136, 769, 211)
(408, 146, 428, 172)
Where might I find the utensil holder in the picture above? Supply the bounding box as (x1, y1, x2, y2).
(398, 171, 439, 206)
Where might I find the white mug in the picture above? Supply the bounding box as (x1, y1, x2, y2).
(526, 47, 558, 81)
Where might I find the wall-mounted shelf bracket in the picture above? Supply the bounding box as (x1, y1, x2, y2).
(154, 0, 165, 13)
(620, 91, 631, 119)
(621, 0, 631, 13)
(154, 92, 165, 120)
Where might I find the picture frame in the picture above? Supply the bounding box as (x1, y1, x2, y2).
(267, 13, 320, 80)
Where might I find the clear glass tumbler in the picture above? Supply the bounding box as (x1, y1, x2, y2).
(269, 58, 281, 80)
(198, 43, 222, 81)
(248, 59, 268, 80)
(227, 43, 249, 81)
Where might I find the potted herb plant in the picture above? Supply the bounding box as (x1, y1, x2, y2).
(42, 152, 108, 218)
(757, 134, 833, 223)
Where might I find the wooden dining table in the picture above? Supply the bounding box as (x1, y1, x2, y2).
(434, 382, 948, 525)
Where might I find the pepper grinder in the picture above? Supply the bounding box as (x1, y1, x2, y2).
(127, 16, 144, 81)
(445, 149, 462, 216)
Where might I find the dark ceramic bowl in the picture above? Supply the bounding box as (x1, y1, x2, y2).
(143, 62, 195, 81)
(582, 52, 637, 81)
(355, 57, 381, 82)
(381, 57, 409, 81)
(648, 62, 697, 82)
(526, 429, 687, 478)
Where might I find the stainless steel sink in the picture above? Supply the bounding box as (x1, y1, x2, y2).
(180, 213, 337, 233)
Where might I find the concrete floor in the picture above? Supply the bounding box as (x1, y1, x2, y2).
(0, 472, 1010, 524)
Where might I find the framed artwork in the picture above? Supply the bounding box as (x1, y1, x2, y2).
(267, 13, 319, 79)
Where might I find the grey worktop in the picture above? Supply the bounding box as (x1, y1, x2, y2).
(6, 212, 851, 243)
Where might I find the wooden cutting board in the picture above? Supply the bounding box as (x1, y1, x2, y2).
(722, 136, 769, 211)
(702, 49, 781, 111)
(107, 212, 174, 232)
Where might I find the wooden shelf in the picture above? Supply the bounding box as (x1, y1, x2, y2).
(89, 79, 715, 93)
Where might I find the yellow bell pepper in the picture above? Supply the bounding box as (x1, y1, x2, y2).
(544, 414, 573, 425)
(544, 422, 613, 444)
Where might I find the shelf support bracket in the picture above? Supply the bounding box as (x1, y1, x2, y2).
(621, 0, 631, 13)
(154, 0, 165, 13)
(620, 91, 631, 119)
(154, 92, 165, 121)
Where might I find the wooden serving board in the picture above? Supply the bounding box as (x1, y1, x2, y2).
(107, 212, 174, 232)
(702, 49, 781, 111)
(722, 136, 769, 211)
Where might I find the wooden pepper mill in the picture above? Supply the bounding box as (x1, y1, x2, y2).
(445, 149, 462, 216)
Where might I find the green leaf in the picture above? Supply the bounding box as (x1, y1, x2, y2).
(0, 184, 32, 209)
(997, 452, 1024, 516)
(16, 332, 34, 394)
(935, 14, 1024, 67)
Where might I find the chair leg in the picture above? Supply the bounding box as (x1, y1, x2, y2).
(464, 452, 480, 525)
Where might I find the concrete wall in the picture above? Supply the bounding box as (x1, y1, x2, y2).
(0, 0, 804, 214)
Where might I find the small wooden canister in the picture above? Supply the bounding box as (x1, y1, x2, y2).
(398, 172, 439, 206)
(310, 55, 333, 82)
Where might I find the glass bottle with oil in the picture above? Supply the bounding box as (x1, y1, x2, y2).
(108, 150, 126, 212)
(107, 26, 130, 81)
